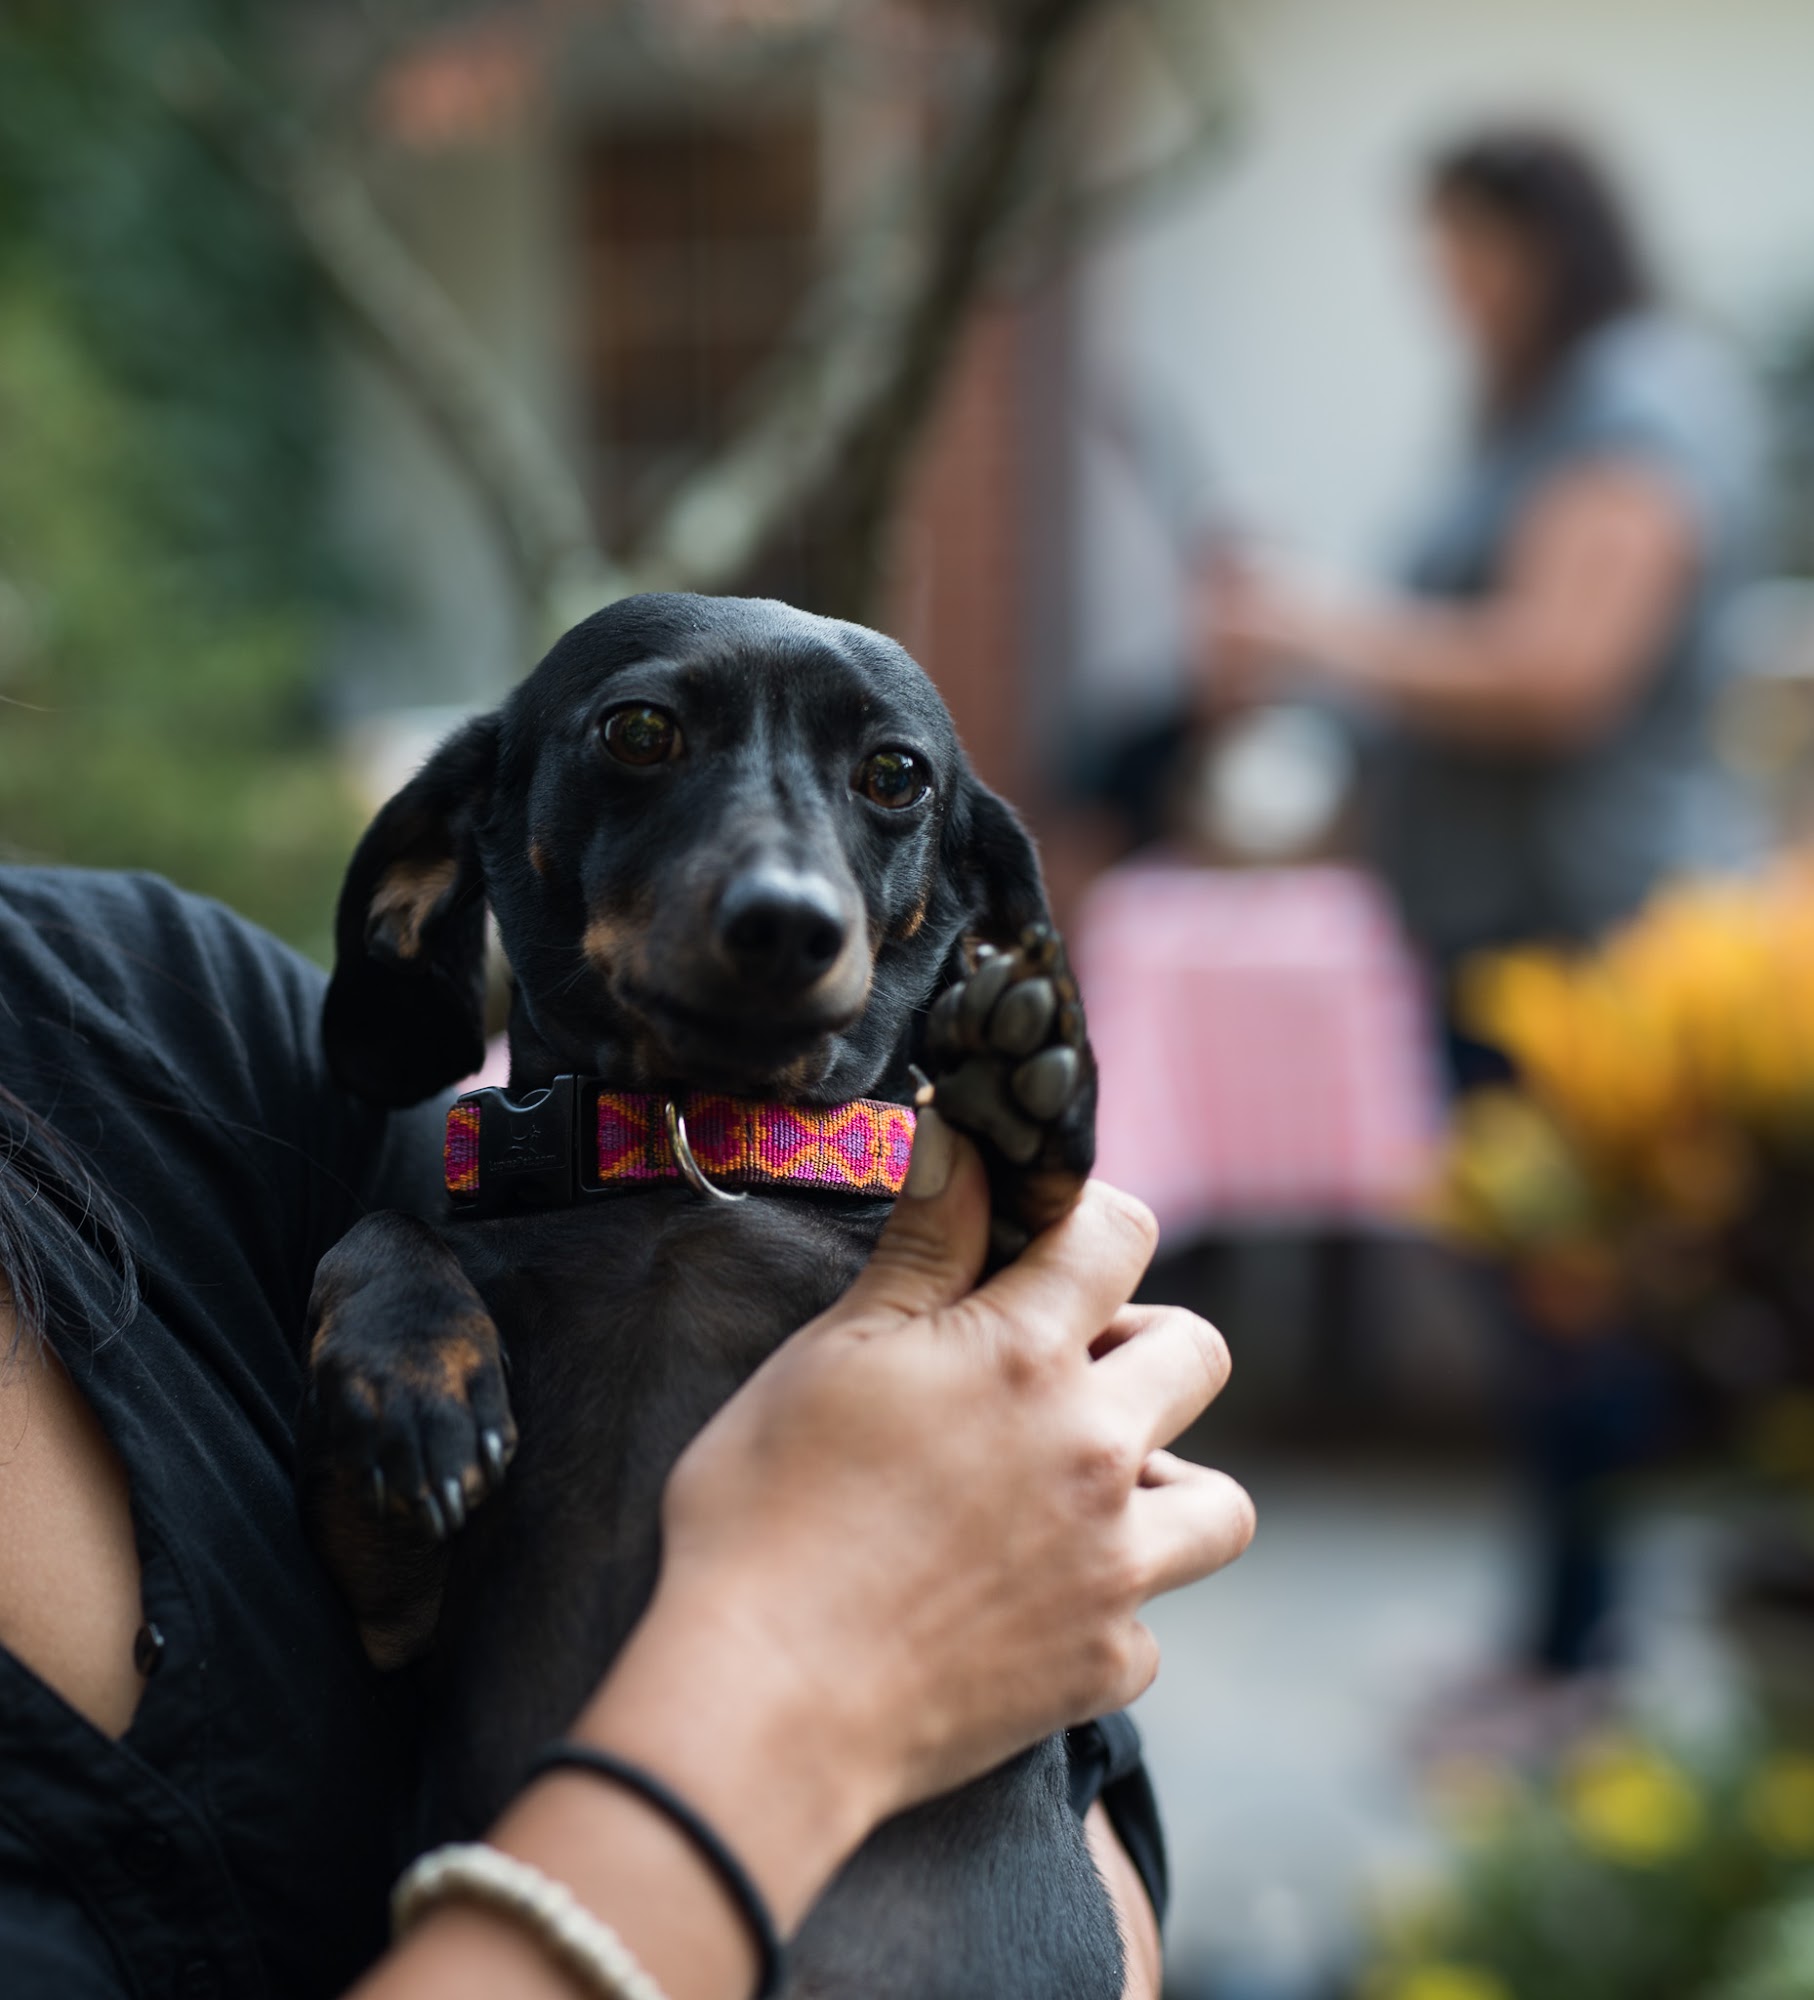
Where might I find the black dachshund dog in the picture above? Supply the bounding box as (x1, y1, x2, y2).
(303, 593, 1114, 1998)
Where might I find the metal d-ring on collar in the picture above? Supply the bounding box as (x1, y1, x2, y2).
(663, 1099, 749, 1205)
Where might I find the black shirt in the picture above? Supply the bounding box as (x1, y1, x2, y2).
(0, 870, 1163, 1999)
(0, 870, 443, 1999)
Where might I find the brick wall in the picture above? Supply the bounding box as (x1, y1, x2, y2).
(881, 303, 1027, 802)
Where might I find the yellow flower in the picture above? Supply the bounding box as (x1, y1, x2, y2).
(1563, 1738, 1704, 1865)
(1378, 1966, 1513, 2000)
(1746, 1753, 1814, 1856)
(1434, 856, 1814, 1275)
(1438, 1090, 1594, 1249)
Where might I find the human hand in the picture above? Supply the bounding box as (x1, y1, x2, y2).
(1188, 545, 1285, 712)
(622, 1113, 1252, 1839)
(1189, 545, 1358, 713)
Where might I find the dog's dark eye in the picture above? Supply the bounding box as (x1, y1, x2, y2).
(855, 749, 928, 810)
(600, 705, 683, 768)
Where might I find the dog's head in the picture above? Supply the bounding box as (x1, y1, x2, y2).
(323, 593, 1049, 1107)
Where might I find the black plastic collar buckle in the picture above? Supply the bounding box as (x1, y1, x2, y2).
(453, 1076, 579, 1216)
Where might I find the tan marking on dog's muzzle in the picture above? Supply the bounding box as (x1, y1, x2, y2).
(583, 910, 641, 978)
(818, 924, 875, 1019)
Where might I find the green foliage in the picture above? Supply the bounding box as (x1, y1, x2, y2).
(1363, 1738, 1814, 2000)
(0, 0, 327, 607)
(0, 1, 357, 956)
(1709, 1898, 1814, 2000)
(0, 280, 360, 958)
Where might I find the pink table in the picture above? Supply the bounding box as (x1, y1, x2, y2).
(1072, 864, 1443, 1239)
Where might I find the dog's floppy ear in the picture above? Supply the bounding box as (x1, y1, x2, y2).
(948, 776, 1050, 947)
(322, 716, 500, 1108)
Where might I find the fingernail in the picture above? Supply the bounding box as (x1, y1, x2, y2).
(903, 1106, 955, 1199)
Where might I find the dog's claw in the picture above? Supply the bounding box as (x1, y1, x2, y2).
(305, 1275, 513, 1570)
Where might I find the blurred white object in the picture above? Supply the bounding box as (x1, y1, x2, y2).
(1196, 702, 1356, 860)
(342, 705, 480, 810)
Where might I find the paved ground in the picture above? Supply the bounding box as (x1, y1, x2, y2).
(1132, 1456, 1744, 1999)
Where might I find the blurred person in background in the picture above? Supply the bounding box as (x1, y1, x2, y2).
(1201, 126, 1764, 1716)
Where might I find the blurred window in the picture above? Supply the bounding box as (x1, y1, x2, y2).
(581, 116, 819, 543)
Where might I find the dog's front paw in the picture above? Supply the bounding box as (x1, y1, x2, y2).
(305, 1306, 517, 1543)
(925, 923, 1097, 1266)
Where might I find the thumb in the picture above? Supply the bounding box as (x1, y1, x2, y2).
(840, 1109, 992, 1320)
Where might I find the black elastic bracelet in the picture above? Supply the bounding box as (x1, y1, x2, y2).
(524, 1740, 786, 2000)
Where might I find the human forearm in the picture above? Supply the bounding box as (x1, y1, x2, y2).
(1200, 569, 1583, 745)
(355, 1600, 874, 2000)
(370, 1777, 1161, 2000)
(358, 1790, 760, 2000)
(1302, 597, 1609, 746)
(520, 1587, 887, 1986)
(1211, 463, 1695, 749)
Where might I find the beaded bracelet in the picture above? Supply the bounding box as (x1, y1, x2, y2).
(524, 1741, 787, 2000)
(392, 1842, 670, 2000)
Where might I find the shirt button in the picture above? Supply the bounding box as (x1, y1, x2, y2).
(175, 1960, 222, 2000)
(121, 1829, 174, 1884)
(134, 1621, 167, 1677)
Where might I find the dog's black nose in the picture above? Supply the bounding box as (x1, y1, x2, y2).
(716, 868, 850, 991)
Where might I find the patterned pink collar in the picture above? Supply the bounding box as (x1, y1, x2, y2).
(444, 1076, 916, 1215)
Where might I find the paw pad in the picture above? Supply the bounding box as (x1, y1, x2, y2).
(924, 923, 1096, 1258)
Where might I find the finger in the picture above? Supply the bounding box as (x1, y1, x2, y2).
(972, 1179, 1158, 1360)
(838, 1110, 992, 1321)
(1087, 1302, 1158, 1361)
(1129, 1465, 1256, 1598)
(1087, 1620, 1162, 1720)
(1092, 1308, 1231, 1450)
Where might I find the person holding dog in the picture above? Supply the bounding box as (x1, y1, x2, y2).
(0, 868, 1252, 2000)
